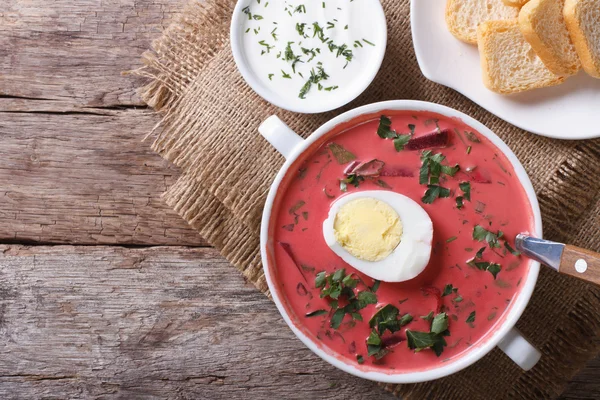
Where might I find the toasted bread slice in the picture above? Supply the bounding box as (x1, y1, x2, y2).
(477, 20, 565, 94)
(446, 0, 519, 43)
(519, 0, 581, 76)
(503, 0, 530, 7)
(564, 0, 600, 78)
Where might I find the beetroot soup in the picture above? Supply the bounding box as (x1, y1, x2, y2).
(268, 110, 534, 373)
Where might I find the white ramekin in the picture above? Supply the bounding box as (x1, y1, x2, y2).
(230, 0, 388, 114)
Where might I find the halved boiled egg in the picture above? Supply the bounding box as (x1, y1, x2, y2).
(322, 190, 433, 282)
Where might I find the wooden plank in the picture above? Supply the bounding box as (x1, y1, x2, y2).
(0, 0, 185, 108)
(0, 0, 207, 245)
(0, 109, 205, 246)
(0, 245, 394, 399)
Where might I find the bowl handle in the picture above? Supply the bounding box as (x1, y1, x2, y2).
(497, 327, 541, 371)
(259, 115, 304, 159)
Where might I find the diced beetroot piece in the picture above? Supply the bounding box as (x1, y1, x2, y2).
(348, 159, 385, 177)
(404, 129, 451, 151)
(279, 242, 308, 283)
(380, 166, 414, 177)
(421, 286, 442, 314)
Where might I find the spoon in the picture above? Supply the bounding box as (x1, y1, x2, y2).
(516, 234, 600, 285)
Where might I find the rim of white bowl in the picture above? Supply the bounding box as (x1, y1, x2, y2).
(230, 0, 388, 114)
(260, 100, 542, 383)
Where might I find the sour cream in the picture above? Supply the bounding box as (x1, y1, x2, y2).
(238, 0, 386, 112)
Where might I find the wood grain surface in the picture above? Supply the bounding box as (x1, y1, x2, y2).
(0, 0, 598, 398)
(0, 245, 393, 399)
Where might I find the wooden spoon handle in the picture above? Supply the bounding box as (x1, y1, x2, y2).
(559, 245, 600, 285)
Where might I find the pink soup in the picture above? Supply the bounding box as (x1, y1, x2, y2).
(268, 110, 534, 373)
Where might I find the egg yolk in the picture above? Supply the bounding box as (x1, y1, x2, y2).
(333, 197, 403, 262)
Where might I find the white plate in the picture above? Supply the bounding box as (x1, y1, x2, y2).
(410, 0, 600, 140)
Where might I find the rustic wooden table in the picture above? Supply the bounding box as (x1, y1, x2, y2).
(1, 1, 598, 398)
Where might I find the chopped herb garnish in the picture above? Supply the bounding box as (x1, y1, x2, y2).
(281, 70, 292, 79)
(259, 40, 274, 54)
(421, 311, 434, 322)
(431, 312, 449, 334)
(363, 38, 375, 46)
(394, 135, 412, 151)
(366, 329, 388, 359)
(466, 311, 476, 323)
(369, 304, 412, 335)
(268, 73, 274, 80)
(456, 196, 464, 209)
(294, 4, 306, 13)
(475, 246, 486, 259)
(465, 131, 480, 143)
(356, 355, 364, 364)
(459, 181, 471, 201)
(375, 179, 392, 189)
(468, 260, 502, 279)
(306, 309, 328, 317)
(377, 115, 396, 139)
(406, 313, 449, 357)
(446, 236, 458, 243)
(371, 280, 381, 293)
(442, 284, 457, 297)
(422, 185, 451, 204)
(330, 308, 346, 329)
(315, 268, 379, 330)
(419, 151, 459, 203)
(504, 241, 521, 256)
(376, 115, 413, 151)
(473, 225, 503, 248)
(327, 142, 356, 164)
(289, 200, 305, 214)
(299, 66, 329, 99)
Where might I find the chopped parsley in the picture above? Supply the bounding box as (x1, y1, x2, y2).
(327, 142, 356, 164)
(442, 284, 458, 297)
(339, 173, 363, 192)
(466, 311, 476, 323)
(305, 309, 327, 317)
(468, 260, 502, 279)
(315, 268, 377, 329)
(365, 304, 413, 360)
(459, 181, 471, 201)
(472, 225, 503, 248)
(419, 150, 460, 204)
(504, 241, 521, 256)
(376, 115, 413, 151)
(406, 312, 449, 357)
(422, 185, 451, 204)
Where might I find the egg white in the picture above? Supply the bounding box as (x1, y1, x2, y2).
(322, 190, 433, 282)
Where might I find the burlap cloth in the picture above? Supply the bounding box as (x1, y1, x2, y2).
(131, 0, 600, 398)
